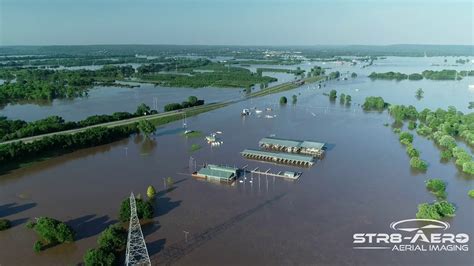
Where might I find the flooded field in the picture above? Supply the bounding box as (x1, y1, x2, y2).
(0, 84, 243, 121)
(0, 57, 474, 265)
(2, 56, 473, 121)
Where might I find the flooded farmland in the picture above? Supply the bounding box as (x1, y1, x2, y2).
(0, 57, 473, 265)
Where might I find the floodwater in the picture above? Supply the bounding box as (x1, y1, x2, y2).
(2, 56, 472, 122)
(0, 57, 474, 265)
(0, 84, 243, 121)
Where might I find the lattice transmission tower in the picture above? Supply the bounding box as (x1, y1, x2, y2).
(125, 192, 151, 266)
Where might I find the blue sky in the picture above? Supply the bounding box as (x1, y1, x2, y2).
(0, 0, 472, 45)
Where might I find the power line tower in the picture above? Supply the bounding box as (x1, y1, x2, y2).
(125, 192, 151, 266)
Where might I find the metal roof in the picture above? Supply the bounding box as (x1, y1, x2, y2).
(300, 141, 325, 150)
(259, 137, 325, 150)
(259, 137, 301, 148)
(197, 165, 237, 180)
(241, 149, 314, 163)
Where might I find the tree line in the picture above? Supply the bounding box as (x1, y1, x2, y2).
(0, 103, 155, 142)
(163, 96, 204, 112)
(0, 65, 135, 103)
(0, 125, 138, 168)
(389, 104, 474, 176)
(137, 63, 276, 89)
(369, 69, 474, 81)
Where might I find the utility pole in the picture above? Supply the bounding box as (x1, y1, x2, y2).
(183, 231, 189, 243)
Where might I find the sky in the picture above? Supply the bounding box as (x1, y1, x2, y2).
(0, 0, 472, 46)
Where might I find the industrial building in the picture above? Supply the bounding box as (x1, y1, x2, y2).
(258, 137, 325, 157)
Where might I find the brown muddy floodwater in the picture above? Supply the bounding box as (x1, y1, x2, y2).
(1, 59, 474, 265)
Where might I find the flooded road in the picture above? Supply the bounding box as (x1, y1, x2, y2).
(0, 57, 473, 265)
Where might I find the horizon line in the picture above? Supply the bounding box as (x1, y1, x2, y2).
(1, 43, 474, 47)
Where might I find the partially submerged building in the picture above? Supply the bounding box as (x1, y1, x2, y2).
(283, 171, 301, 179)
(192, 164, 239, 182)
(241, 149, 314, 167)
(258, 137, 325, 157)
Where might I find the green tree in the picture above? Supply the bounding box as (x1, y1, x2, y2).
(97, 224, 127, 252)
(439, 135, 457, 150)
(415, 88, 424, 99)
(28, 217, 75, 251)
(119, 197, 154, 222)
(135, 103, 151, 116)
(339, 93, 346, 104)
(164, 103, 183, 112)
(345, 95, 352, 105)
(462, 161, 474, 175)
(468, 190, 474, 198)
(188, 96, 198, 106)
(351, 72, 357, 78)
(425, 179, 447, 199)
(440, 150, 452, 160)
(406, 145, 420, 158)
(33, 241, 43, 253)
(292, 95, 297, 104)
(329, 90, 337, 100)
(147, 185, 157, 199)
(329, 71, 340, 79)
(137, 119, 156, 138)
(434, 201, 456, 217)
(410, 157, 428, 171)
(0, 219, 11, 231)
(279, 96, 288, 104)
(416, 203, 441, 220)
(166, 177, 174, 187)
(408, 73, 423, 80)
(417, 201, 456, 220)
(84, 248, 116, 266)
(362, 96, 387, 110)
(399, 131, 414, 144)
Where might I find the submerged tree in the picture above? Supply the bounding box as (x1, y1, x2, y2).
(339, 93, 346, 104)
(279, 96, 288, 104)
(147, 185, 157, 200)
(410, 157, 428, 171)
(119, 197, 153, 222)
(362, 96, 387, 110)
(415, 88, 424, 100)
(0, 219, 11, 231)
(345, 95, 352, 105)
(292, 95, 297, 104)
(416, 201, 456, 220)
(166, 177, 174, 187)
(28, 217, 75, 252)
(137, 119, 156, 138)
